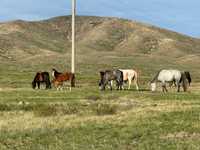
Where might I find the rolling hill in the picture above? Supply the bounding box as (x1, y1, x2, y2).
(0, 15, 200, 85)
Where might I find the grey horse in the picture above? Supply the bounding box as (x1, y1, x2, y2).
(150, 69, 189, 92)
(99, 70, 123, 91)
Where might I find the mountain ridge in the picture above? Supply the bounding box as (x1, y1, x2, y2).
(0, 15, 200, 80)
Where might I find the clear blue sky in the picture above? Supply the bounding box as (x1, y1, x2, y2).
(0, 0, 199, 37)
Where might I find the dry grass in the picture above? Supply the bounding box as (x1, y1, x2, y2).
(0, 97, 199, 132)
(0, 15, 200, 149)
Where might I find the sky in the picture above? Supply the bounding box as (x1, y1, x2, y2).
(0, 0, 200, 37)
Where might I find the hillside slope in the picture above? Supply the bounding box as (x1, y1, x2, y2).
(0, 16, 200, 83)
(0, 16, 200, 59)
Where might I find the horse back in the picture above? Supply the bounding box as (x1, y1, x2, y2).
(119, 69, 137, 81)
(158, 69, 181, 82)
(55, 72, 74, 82)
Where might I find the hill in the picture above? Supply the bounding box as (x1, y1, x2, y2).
(0, 16, 200, 84)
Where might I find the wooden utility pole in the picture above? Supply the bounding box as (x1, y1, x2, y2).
(71, 0, 76, 73)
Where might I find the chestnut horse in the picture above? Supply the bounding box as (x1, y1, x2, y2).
(32, 72, 51, 89)
(52, 69, 75, 90)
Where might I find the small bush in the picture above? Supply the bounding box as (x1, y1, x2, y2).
(0, 104, 13, 111)
(33, 104, 80, 117)
(93, 103, 118, 116)
(33, 104, 57, 117)
(86, 95, 101, 101)
(59, 104, 79, 115)
(105, 95, 120, 100)
(0, 103, 34, 112)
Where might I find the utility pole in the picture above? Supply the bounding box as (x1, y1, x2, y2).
(71, 0, 76, 73)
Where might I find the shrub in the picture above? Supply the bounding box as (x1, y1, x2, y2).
(93, 103, 118, 115)
(33, 104, 57, 117)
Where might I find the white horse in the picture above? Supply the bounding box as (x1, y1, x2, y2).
(150, 69, 188, 92)
(119, 69, 139, 90)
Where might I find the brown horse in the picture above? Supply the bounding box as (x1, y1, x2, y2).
(32, 72, 51, 89)
(52, 69, 75, 90)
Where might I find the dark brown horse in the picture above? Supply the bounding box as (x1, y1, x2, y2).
(52, 69, 75, 90)
(32, 72, 51, 89)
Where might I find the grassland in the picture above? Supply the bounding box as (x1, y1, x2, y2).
(0, 16, 200, 149)
(1, 57, 200, 150)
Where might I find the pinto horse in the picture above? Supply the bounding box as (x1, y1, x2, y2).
(32, 72, 51, 89)
(52, 69, 75, 90)
(119, 69, 139, 90)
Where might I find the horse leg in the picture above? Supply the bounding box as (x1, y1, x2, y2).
(177, 83, 181, 92)
(108, 81, 113, 91)
(164, 85, 168, 92)
(134, 78, 139, 91)
(176, 80, 181, 92)
(115, 82, 118, 90)
(45, 81, 49, 89)
(121, 81, 124, 90)
(162, 83, 167, 92)
(128, 78, 131, 90)
(169, 82, 173, 88)
(69, 86, 72, 92)
(37, 82, 40, 89)
(117, 80, 122, 90)
(119, 81, 123, 90)
(56, 86, 59, 91)
(177, 84, 181, 92)
(101, 80, 108, 90)
(162, 84, 164, 92)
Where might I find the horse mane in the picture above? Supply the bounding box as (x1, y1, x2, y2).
(151, 69, 162, 83)
(52, 68, 62, 78)
(33, 72, 42, 82)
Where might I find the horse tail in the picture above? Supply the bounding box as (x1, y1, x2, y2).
(120, 70, 124, 89)
(120, 70, 123, 83)
(71, 73, 75, 87)
(134, 69, 140, 90)
(132, 69, 139, 83)
(181, 72, 187, 92)
(185, 71, 191, 86)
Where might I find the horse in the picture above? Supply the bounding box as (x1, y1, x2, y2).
(32, 72, 51, 89)
(99, 70, 123, 91)
(51, 69, 75, 90)
(150, 69, 189, 92)
(52, 68, 62, 79)
(119, 69, 139, 90)
(169, 71, 191, 88)
(52, 78, 68, 91)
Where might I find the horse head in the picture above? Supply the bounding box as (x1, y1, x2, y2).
(32, 80, 37, 89)
(150, 82, 157, 92)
